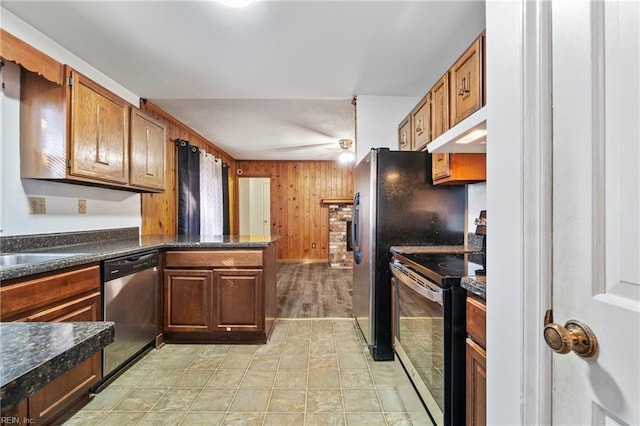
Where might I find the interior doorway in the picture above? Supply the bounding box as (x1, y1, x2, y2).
(238, 177, 271, 235)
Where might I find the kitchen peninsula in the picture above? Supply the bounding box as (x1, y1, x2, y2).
(1, 227, 279, 343)
(0, 228, 279, 423)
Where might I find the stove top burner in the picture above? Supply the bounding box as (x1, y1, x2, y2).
(437, 261, 464, 274)
(394, 252, 483, 285)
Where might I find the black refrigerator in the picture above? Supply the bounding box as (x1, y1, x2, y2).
(352, 148, 466, 360)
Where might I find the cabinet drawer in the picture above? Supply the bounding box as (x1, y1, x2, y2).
(165, 250, 263, 268)
(0, 265, 100, 320)
(466, 296, 486, 349)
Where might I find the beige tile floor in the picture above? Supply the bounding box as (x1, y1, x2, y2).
(64, 319, 432, 425)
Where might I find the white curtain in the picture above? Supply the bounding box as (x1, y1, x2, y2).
(199, 152, 224, 235)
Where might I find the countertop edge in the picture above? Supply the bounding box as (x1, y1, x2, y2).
(0, 322, 115, 410)
(0, 236, 280, 282)
(461, 276, 486, 300)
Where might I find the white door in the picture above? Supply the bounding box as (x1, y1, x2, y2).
(239, 177, 271, 235)
(551, 1, 640, 424)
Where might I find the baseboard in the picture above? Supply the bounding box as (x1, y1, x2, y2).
(277, 259, 328, 264)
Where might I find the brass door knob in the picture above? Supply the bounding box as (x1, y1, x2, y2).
(543, 310, 598, 358)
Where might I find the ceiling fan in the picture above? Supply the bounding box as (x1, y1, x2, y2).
(272, 138, 356, 163)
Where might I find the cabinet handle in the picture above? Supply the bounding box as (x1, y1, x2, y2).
(459, 73, 471, 97)
(96, 104, 109, 165)
(415, 117, 423, 134)
(400, 132, 407, 147)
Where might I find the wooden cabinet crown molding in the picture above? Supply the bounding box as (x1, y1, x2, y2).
(0, 29, 64, 85)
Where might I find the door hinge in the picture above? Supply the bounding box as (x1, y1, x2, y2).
(67, 159, 72, 168)
(67, 77, 73, 86)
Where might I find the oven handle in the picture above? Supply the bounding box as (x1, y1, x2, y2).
(390, 263, 443, 305)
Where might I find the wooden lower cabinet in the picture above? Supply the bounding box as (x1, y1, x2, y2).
(0, 265, 102, 425)
(162, 248, 276, 344)
(213, 269, 263, 332)
(466, 338, 487, 426)
(466, 295, 487, 426)
(164, 269, 214, 332)
(28, 294, 101, 425)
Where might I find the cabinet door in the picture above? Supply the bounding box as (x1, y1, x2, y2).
(213, 269, 263, 333)
(130, 109, 166, 191)
(27, 293, 101, 425)
(69, 70, 129, 184)
(450, 36, 484, 126)
(432, 153, 451, 180)
(164, 269, 213, 332)
(433, 153, 486, 185)
(411, 93, 431, 150)
(430, 73, 450, 140)
(398, 115, 412, 151)
(466, 338, 487, 426)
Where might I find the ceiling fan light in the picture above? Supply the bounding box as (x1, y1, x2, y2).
(217, 0, 256, 8)
(338, 150, 355, 164)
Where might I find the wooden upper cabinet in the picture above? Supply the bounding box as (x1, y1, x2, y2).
(69, 70, 129, 185)
(450, 35, 484, 126)
(432, 153, 486, 185)
(398, 115, 412, 151)
(1, 29, 64, 85)
(130, 109, 166, 191)
(19, 64, 165, 192)
(430, 73, 450, 140)
(430, 73, 451, 179)
(412, 93, 431, 150)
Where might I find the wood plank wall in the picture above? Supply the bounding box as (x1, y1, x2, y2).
(139, 100, 236, 235)
(235, 160, 354, 262)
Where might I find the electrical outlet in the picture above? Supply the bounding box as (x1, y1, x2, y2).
(28, 197, 46, 214)
(78, 199, 87, 214)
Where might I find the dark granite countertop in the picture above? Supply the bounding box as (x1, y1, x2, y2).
(461, 274, 486, 299)
(0, 321, 115, 410)
(1, 230, 280, 282)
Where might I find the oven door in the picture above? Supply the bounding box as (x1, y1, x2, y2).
(391, 262, 447, 426)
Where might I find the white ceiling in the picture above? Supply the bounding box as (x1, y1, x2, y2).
(2, 0, 485, 161)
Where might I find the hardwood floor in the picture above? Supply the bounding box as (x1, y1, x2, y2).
(276, 263, 353, 319)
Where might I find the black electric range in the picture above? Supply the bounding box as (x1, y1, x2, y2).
(392, 252, 484, 286)
(389, 250, 483, 426)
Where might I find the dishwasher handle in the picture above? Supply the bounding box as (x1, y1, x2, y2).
(103, 251, 159, 282)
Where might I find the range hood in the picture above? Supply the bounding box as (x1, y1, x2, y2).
(427, 107, 486, 153)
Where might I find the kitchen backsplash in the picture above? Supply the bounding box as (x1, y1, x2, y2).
(0, 227, 139, 253)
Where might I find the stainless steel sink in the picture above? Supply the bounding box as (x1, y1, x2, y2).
(0, 253, 86, 270)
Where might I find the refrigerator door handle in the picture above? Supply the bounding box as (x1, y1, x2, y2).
(353, 192, 362, 264)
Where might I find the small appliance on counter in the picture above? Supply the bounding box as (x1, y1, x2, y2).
(473, 210, 487, 275)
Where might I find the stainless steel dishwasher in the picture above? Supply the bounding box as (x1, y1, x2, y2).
(102, 250, 158, 379)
